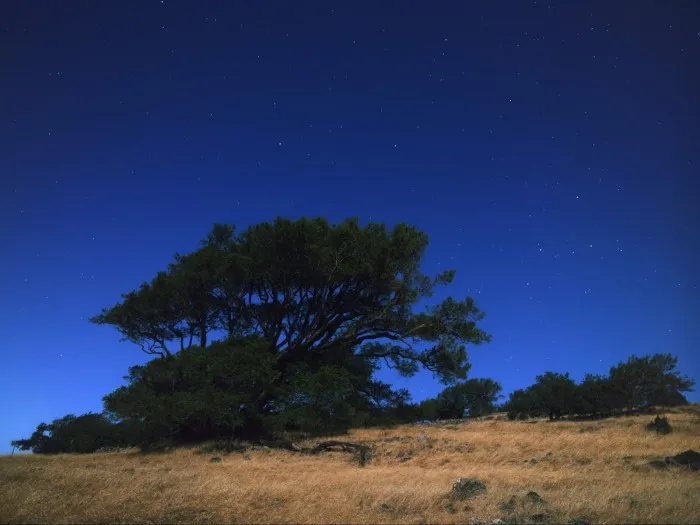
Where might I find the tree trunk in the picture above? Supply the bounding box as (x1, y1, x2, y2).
(200, 321, 207, 348)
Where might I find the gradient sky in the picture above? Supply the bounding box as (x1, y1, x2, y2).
(2, 1, 698, 453)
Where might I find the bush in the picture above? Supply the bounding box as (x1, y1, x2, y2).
(646, 415, 672, 434)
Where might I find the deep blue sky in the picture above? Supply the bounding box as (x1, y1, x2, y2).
(2, 1, 698, 452)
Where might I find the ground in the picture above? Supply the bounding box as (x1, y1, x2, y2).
(1, 406, 699, 524)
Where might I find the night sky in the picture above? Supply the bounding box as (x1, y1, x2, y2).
(2, 1, 699, 453)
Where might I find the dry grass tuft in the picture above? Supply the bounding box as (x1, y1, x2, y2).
(1, 406, 699, 524)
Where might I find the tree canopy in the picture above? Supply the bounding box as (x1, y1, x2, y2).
(89, 217, 491, 442)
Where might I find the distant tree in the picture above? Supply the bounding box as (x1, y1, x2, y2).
(416, 398, 439, 421)
(608, 354, 695, 411)
(433, 378, 502, 419)
(504, 388, 538, 420)
(91, 217, 491, 443)
(501, 354, 694, 422)
(528, 372, 579, 420)
(573, 374, 613, 416)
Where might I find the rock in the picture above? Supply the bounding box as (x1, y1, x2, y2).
(567, 519, 590, 525)
(526, 491, 545, 504)
(529, 458, 538, 465)
(444, 502, 456, 513)
(491, 520, 506, 524)
(546, 452, 553, 457)
(667, 449, 700, 470)
(452, 477, 487, 499)
(210, 456, 222, 463)
(647, 450, 700, 471)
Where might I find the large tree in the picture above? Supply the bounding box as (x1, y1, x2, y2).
(92, 217, 491, 441)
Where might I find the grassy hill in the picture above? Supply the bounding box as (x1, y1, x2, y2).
(1, 405, 699, 524)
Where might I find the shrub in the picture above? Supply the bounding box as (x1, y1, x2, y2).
(646, 415, 672, 434)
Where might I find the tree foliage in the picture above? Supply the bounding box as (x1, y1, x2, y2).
(89, 217, 491, 443)
(102, 337, 277, 445)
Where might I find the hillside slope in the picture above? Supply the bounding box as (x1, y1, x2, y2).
(1, 406, 699, 524)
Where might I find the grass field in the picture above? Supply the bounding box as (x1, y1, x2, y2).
(1, 406, 699, 524)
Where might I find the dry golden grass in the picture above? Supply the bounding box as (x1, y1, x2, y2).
(1, 406, 699, 524)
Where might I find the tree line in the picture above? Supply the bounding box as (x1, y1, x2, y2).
(501, 354, 693, 421)
(10, 218, 694, 454)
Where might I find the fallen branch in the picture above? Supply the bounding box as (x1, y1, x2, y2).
(307, 440, 371, 455)
(308, 440, 373, 466)
(255, 439, 372, 465)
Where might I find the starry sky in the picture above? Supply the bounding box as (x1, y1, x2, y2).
(2, 1, 699, 453)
